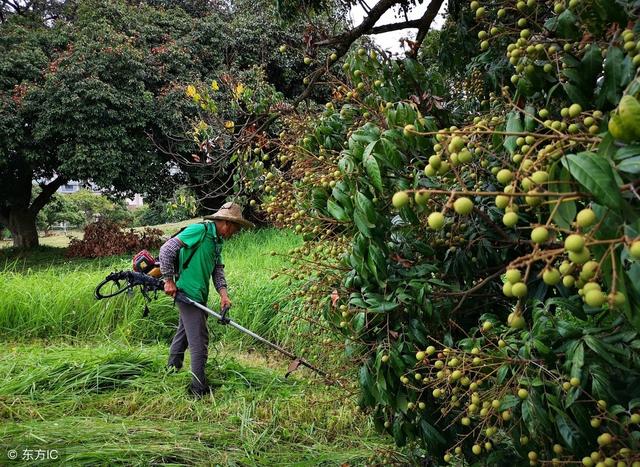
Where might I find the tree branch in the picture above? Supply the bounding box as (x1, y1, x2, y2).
(29, 176, 66, 215)
(407, 0, 445, 58)
(294, 0, 443, 105)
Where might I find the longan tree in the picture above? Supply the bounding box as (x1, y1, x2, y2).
(188, 0, 640, 463)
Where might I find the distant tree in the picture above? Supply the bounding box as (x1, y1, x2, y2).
(0, 0, 319, 248)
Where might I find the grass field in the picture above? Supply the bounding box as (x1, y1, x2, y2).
(0, 228, 397, 465)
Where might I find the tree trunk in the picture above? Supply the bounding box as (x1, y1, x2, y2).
(6, 209, 39, 249)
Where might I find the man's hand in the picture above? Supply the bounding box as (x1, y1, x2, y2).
(219, 288, 231, 310)
(164, 278, 178, 298)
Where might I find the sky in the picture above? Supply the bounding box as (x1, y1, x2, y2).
(349, 0, 448, 55)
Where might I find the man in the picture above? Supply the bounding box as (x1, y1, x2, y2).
(158, 202, 254, 397)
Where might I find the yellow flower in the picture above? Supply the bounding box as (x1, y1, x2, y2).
(186, 84, 197, 98)
(224, 120, 235, 130)
(211, 80, 219, 91)
(234, 83, 245, 99)
(196, 120, 209, 133)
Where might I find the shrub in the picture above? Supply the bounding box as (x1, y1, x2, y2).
(67, 220, 163, 258)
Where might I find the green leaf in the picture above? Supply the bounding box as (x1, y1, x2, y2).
(524, 105, 537, 132)
(614, 145, 640, 161)
(563, 83, 588, 107)
(419, 419, 446, 449)
(503, 112, 523, 155)
(551, 165, 577, 229)
(556, 413, 579, 450)
(327, 199, 350, 222)
(563, 152, 623, 209)
(617, 156, 640, 175)
(583, 335, 627, 370)
(597, 47, 633, 107)
(570, 342, 584, 378)
(499, 395, 521, 411)
(363, 141, 384, 193)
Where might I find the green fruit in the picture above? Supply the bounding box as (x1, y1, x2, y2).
(630, 241, 640, 259)
(503, 282, 513, 297)
(609, 113, 630, 141)
(458, 149, 473, 163)
(472, 444, 482, 455)
(518, 388, 529, 399)
(428, 212, 446, 230)
(482, 321, 493, 331)
(454, 197, 474, 215)
(497, 169, 514, 184)
(597, 433, 613, 446)
(531, 171, 549, 185)
(511, 282, 528, 297)
(304, 56, 312, 65)
(505, 269, 522, 284)
(416, 351, 425, 360)
(569, 103, 583, 117)
(414, 190, 430, 206)
(279, 45, 287, 53)
(429, 155, 442, 169)
(392, 191, 410, 209)
(450, 136, 465, 152)
(531, 226, 549, 243)
(403, 124, 416, 137)
(330, 53, 338, 61)
(495, 195, 509, 209)
(475, 6, 485, 17)
(543, 268, 561, 285)
(569, 247, 591, 264)
(618, 95, 640, 140)
(509, 312, 526, 328)
(565, 234, 585, 252)
(576, 208, 597, 228)
(585, 290, 606, 307)
(630, 413, 640, 424)
(503, 212, 518, 227)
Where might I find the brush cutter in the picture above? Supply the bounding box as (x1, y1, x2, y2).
(95, 271, 329, 379)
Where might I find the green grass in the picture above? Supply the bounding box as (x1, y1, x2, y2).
(0, 228, 303, 343)
(0, 342, 395, 465)
(0, 227, 395, 464)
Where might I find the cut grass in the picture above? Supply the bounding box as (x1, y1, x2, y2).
(0, 341, 396, 465)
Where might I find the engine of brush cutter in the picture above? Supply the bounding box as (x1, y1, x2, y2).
(132, 250, 162, 278)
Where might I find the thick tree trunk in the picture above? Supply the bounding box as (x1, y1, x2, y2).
(0, 175, 66, 249)
(6, 208, 39, 249)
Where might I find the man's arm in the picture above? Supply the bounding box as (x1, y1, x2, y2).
(213, 264, 231, 309)
(159, 237, 185, 297)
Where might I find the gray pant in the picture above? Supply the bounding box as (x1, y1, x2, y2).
(167, 301, 209, 393)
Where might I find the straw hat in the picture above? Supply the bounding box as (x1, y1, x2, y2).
(204, 202, 254, 229)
